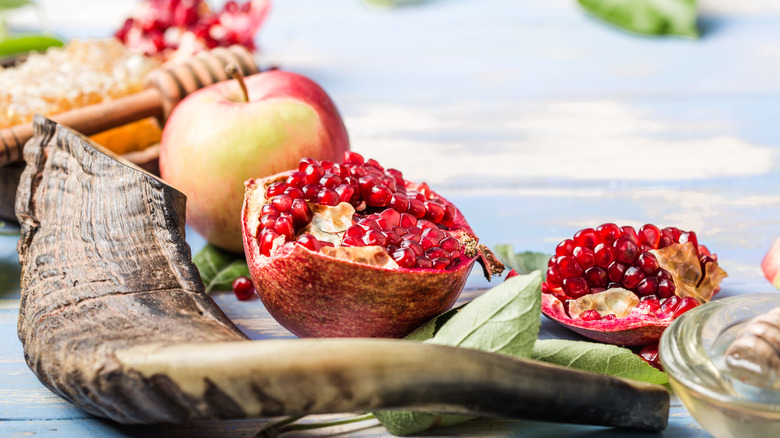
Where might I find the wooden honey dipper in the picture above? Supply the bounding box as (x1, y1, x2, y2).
(0, 45, 258, 167)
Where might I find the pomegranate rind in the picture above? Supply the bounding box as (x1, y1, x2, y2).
(242, 174, 482, 338)
(762, 238, 780, 289)
(541, 294, 670, 346)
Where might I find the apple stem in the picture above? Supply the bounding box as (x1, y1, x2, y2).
(225, 63, 249, 102)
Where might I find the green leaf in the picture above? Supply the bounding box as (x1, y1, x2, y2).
(493, 244, 550, 277)
(530, 339, 668, 385)
(192, 244, 249, 293)
(374, 272, 543, 435)
(0, 0, 34, 11)
(578, 0, 699, 38)
(0, 34, 63, 57)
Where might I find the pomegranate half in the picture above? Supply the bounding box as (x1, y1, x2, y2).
(541, 224, 727, 346)
(241, 152, 503, 338)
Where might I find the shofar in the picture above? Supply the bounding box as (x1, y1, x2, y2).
(15, 116, 670, 430)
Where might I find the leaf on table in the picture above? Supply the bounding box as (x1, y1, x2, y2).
(530, 339, 669, 385)
(193, 244, 249, 293)
(578, 0, 699, 38)
(374, 272, 543, 436)
(0, 0, 34, 11)
(0, 34, 63, 57)
(493, 244, 550, 277)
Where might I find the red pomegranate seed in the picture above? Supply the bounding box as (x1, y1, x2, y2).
(660, 296, 681, 316)
(636, 297, 661, 314)
(365, 158, 384, 170)
(286, 171, 307, 188)
(401, 240, 424, 255)
(621, 226, 639, 243)
(425, 247, 449, 260)
(636, 251, 659, 274)
(407, 198, 426, 218)
(320, 160, 334, 171)
(367, 185, 393, 207)
(593, 243, 614, 268)
(383, 231, 403, 246)
(556, 239, 575, 257)
(341, 236, 363, 247)
(260, 229, 278, 256)
(399, 212, 417, 228)
(317, 188, 340, 206)
(546, 267, 563, 287)
(343, 151, 364, 165)
(441, 204, 457, 227)
(260, 204, 277, 216)
(266, 182, 287, 197)
(613, 236, 639, 264)
(421, 228, 445, 240)
(392, 247, 417, 268)
(362, 229, 387, 246)
(274, 216, 294, 241)
(621, 266, 645, 289)
(679, 231, 698, 254)
(596, 223, 622, 244)
(290, 199, 312, 227)
(296, 234, 322, 252)
(386, 168, 404, 185)
(607, 261, 627, 283)
(639, 224, 661, 248)
(232, 276, 255, 301)
(562, 277, 590, 298)
(284, 186, 303, 200)
(345, 225, 365, 239)
(405, 226, 422, 236)
(639, 343, 662, 370)
(584, 266, 608, 287)
(424, 201, 445, 223)
(390, 193, 410, 213)
(417, 220, 437, 230)
(302, 184, 319, 200)
(330, 163, 347, 178)
(439, 236, 460, 253)
(304, 164, 325, 184)
(260, 213, 277, 230)
(673, 297, 699, 317)
(416, 256, 434, 269)
(420, 235, 440, 251)
(555, 255, 583, 278)
(573, 247, 595, 269)
(580, 310, 602, 321)
(636, 277, 659, 296)
(573, 228, 599, 248)
(298, 157, 317, 172)
(657, 278, 676, 298)
(335, 184, 355, 203)
(271, 194, 293, 212)
(432, 257, 449, 270)
(320, 173, 342, 188)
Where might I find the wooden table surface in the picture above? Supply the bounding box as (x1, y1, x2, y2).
(2, 0, 780, 436)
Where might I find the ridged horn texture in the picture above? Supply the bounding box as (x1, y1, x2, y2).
(15, 117, 669, 431)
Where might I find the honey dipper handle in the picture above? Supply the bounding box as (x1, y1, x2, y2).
(0, 45, 258, 167)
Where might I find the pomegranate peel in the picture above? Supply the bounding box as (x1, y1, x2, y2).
(542, 224, 726, 346)
(242, 153, 503, 338)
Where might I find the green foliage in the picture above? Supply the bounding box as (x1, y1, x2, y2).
(493, 244, 550, 277)
(192, 244, 250, 293)
(0, 34, 63, 56)
(578, 0, 699, 38)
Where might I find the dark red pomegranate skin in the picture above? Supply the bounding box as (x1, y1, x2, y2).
(242, 175, 484, 338)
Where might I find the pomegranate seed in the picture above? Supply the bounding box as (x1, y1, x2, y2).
(367, 185, 393, 207)
(335, 184, 356, 203)
(317, 188, 340, 206)
(416, 256, 434, 269)
(305, 164, 325, 184)
(425, 247, 449, 260)
(621, 266, 646, 289)
(362, 230, 387, 246)
(390, 193, 410, 213)
(266, 182, 287, 197)
(584, 266, 608, 287)
(596, 223, 622, 244)
(639, 224, 661, 248)
(424, 201, 445, 223)
(407, 198, 426, 218)
(657, 278, 676, 298)
(602, 314, 616, 320)
(573, 228, 599, 248)
(546, 267, 563, 286)
(343, 151, 364, 165)
(562, 277, 590, 298)
(636, 297, 661, 314)
(441, 204, 457, 227)
(573, 247, 596, 269)
(405, 226, 422, 236)
(673, 297, 699, 317)
(636, 277, 659, 296)
(320, 173, 342, 188)
(302, 184, 320, 200)
(358, 175, 379, 196)
(593, 243, 614, 268)
(290, 199, 312, 227)
(271, 195, 292, 212)
(296, 234, 322, 252)
(341, 236, 364, 247)
(345, 225, 365, 239)
(365, 158, 384, 170)
(580, 310, 602, 321)
(432, 257, 450, 270)
(660, 296, 681, 316)
(421, 228, 445, 240)
(679, 231, 699, 255)
(399, 212, 417, 228)
(260, 204, 278, 216)
(260, 229, 278, 256)
(386, 168, 404, 185)
(298, 157, 317, 172)
(232, 276, 255, 301)
(607, 261, 627, 283)
(420, 235, 440, 250)
(286, 171, 307, 188)
(639, 343, 662, 370)
(284, 186, 303, 200)
(555, 255, 583, 278)
(383, 231, 403, 246)
(329, 163, 347, 178)
(636, 251, 659, 274)
(320, 160, 334, 171)
(401, 240, 424, 255)
(274, 216, 294, 241)
(358, 219, 380, 231)
(392, 248, 417, 268)
(439, 236, 460, 253)
(556, 239, 575, 257)
(260, 213, 277, 230)
(378, 208, 401, 227)
(621, 226, 639, 243)
(417, 220, 437, 230)
(613, 236, 639, 264)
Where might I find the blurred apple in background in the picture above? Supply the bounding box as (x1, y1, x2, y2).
(159, 69, 350, 253)
(762, 238, 780, 289)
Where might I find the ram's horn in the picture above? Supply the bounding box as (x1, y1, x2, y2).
(15, 116, 669, 430)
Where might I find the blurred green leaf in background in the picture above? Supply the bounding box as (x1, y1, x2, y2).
(0, 0, 63, 59)
(579, 0, 699, 38)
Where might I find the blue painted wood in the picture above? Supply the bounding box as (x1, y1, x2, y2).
(2, 0, 780, 436)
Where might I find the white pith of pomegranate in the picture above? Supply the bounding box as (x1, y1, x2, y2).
(541, 223, 727, 346)
(241, 152, 503, 338)
(115, 0, 269, 60)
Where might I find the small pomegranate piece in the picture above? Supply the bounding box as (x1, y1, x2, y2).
(231, 276, 256, 301)
(638, 343, 663, 371)
(242, 152, 503, 338)
(542, 223, 727, 346)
